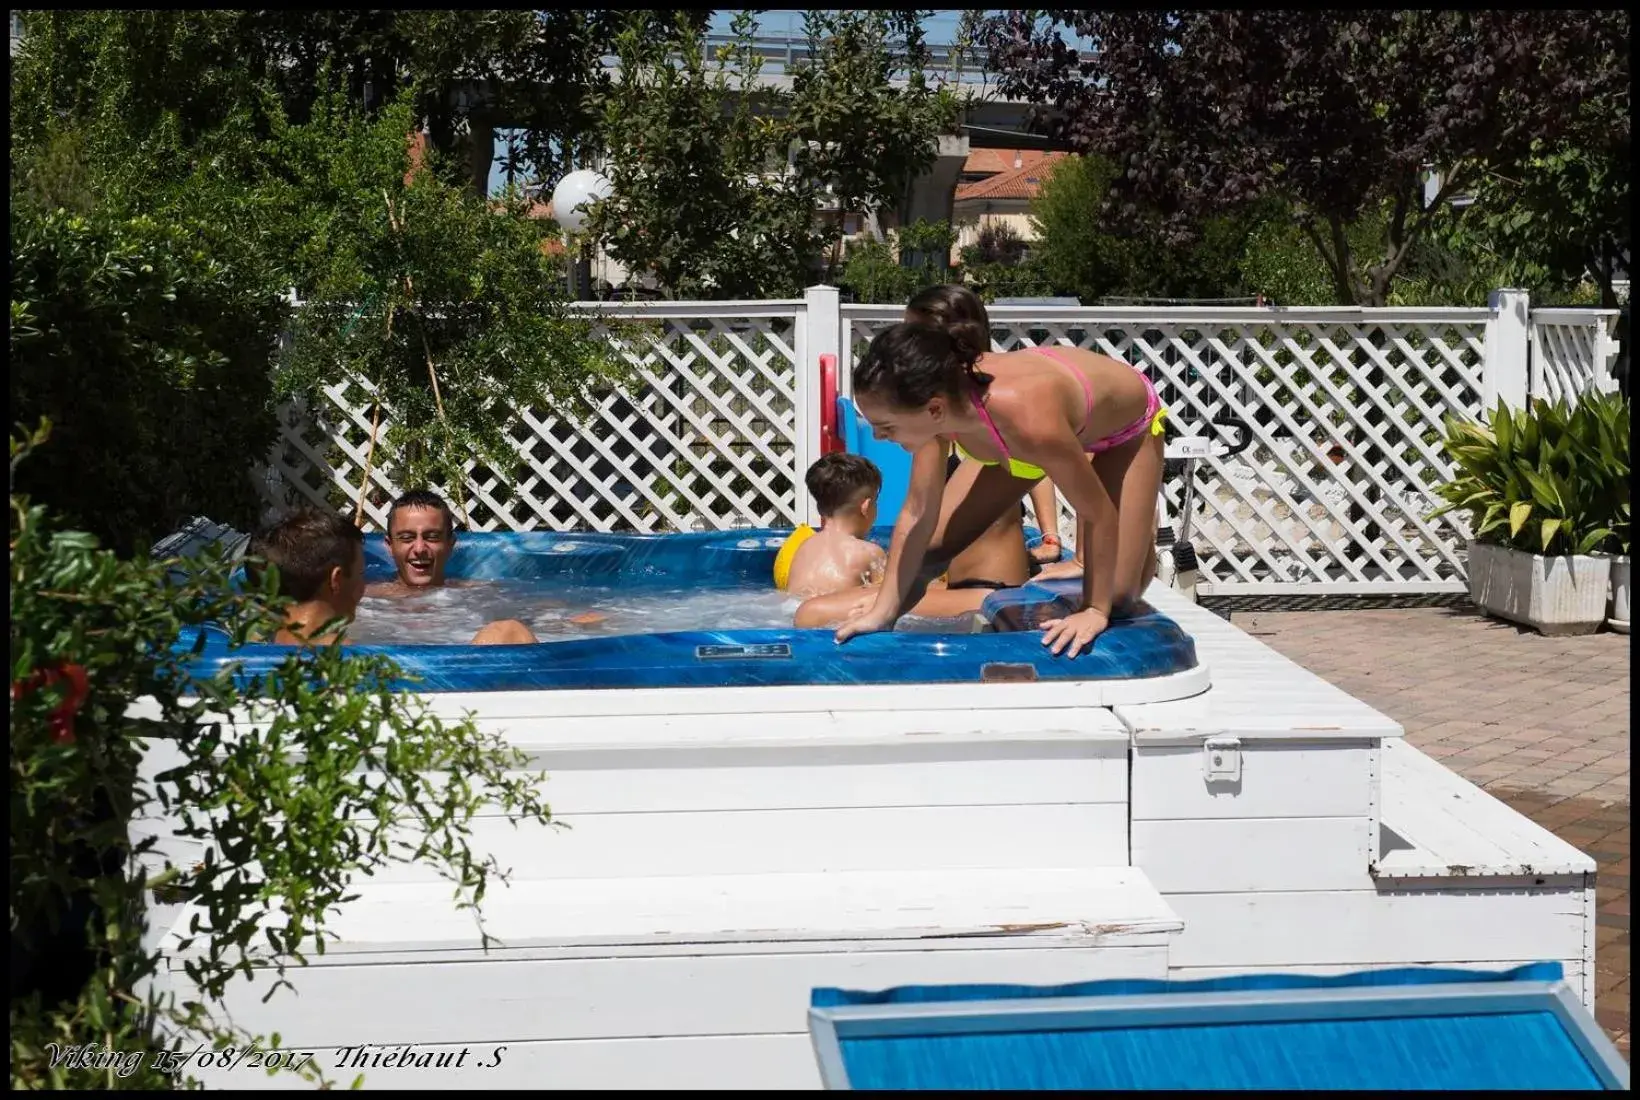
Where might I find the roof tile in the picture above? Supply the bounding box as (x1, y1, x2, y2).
(954, 153, 1070, 202)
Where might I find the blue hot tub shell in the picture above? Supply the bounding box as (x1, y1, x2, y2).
(171, 529, 1202, 693)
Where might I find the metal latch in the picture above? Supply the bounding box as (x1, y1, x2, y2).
(1203, 736, 1242, 783)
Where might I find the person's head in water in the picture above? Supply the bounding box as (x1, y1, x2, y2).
(385, 489, 458, 587)
(904, 284, 992, 362)
(245, 508, 368, 632)
(806, 453, 882, 534)
(851, 319, 995, 454)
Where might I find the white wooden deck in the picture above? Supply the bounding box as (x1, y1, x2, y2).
(1376, 738, 1597, 880)
(143, 582, 1601, 1089)
(1119, 586, 1403, 743)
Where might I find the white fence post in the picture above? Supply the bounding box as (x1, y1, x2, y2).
(1481, 287, 1531, 414)
(1592, 315, 1621, 395)
(799, 284, 842, 527)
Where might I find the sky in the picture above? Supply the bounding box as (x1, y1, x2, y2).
(491, 10, 1090, 195)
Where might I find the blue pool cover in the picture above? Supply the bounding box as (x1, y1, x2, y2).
(167, 528, 1203, 694)
(808, 963, 1630, 1090)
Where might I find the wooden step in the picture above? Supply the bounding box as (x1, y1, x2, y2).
(159, 867, 1183, 1090)
(164, 866, 1184, 961)
(1374, 740, 1596, 881)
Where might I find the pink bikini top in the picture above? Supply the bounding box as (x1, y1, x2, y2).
(961, 347, 1099, 475)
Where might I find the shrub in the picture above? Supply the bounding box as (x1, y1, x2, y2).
(9, 203, 286, 557)
(837, 219, 961, 304)
(963, 221, 1029, 267)
(9, 420, 553, 1089)
(1430, 393, 1630, 556)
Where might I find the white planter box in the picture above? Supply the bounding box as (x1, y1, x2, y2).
(1466, 541, 1612, 636)
(1609, 553, 1630, 633)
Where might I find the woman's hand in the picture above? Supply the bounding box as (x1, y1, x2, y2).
(1039, 607, 1109, 657)
(834, 601, 900, 644)
(1030, 534, 1062, 564)
(1033, 557, 1083, 582)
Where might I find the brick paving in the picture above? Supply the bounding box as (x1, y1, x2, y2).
(1235, 605, 1630, 1060)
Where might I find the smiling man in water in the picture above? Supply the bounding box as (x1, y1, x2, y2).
(368, 489, 467, 596)
(365, 489, 596, 636)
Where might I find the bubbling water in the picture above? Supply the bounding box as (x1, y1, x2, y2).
(347, 581, 806, 646)
(345, 580, 986, 645)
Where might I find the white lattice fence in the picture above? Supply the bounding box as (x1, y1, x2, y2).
(258, 291, 1619, 595)
(260, 302, 807, 533)
(843, 304, 1491, 595)
(1530, 308, 1623, 405)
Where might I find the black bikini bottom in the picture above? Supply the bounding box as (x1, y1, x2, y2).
(945, 578, 1012, 592)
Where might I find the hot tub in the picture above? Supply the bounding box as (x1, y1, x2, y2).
(172, 528, 1208, 700)
(144, 527, 1601, 1090)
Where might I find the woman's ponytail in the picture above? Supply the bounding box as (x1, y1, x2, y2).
(906, 284, 994, 392)
(960, 346, 995, 392)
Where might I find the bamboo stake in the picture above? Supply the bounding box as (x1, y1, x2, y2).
(354, 401, 382, 528)
(382, 189, 469, 526)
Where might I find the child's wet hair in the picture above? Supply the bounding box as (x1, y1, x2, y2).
(806, 452, 882, 517)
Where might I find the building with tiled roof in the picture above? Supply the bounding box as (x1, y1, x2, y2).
(959, 148, 1063, 181)
(951, 151, 1070, 262)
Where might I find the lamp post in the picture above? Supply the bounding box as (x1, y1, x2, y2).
(551, 169, 613, 301)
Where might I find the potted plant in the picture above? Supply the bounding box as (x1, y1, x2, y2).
(1592, 393, 1631, 632)
(1609, 535, 1631, 634)
(1430, 393, 1630, 636)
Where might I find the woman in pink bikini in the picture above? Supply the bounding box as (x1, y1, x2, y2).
(836, 285, 1166, 656)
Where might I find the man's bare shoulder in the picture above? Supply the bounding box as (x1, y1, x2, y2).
(364, 579, 486, 598)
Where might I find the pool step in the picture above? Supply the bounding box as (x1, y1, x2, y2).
(160, 867, 1183, 1089)
(375, 705, 1135, 882)
(131, 704, 1140, 962)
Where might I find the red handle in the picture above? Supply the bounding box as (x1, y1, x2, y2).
(819, 353, 842, 455)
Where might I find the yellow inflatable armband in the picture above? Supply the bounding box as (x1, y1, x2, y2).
(772, 524, 816, 591)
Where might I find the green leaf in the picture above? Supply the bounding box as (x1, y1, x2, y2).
(1509, 500, 1533, 538)
(1576, 527, 1614, 554)
(1520, 467, 1562, 513)
(1492, 403, 1513, 453)
(1539, 516, 1563, 553)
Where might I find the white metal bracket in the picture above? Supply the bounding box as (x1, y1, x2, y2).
(1203, 736, 1242, 783)
(1165, 435, 1213, 460)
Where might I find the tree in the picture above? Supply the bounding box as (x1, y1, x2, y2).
(10, 10, 704, 194)
(587, 11, 958, 298)
(1467, 124, 1631, 309)
(982, 11, 1630, 306)
(1238, 214, 1354, 307)
(10, 12, 622, 527)
(786, 11, 961, 281)
(269, 92, 619, 503)
(838, 219, 960, 304)
(1024, 154, 1135, 302)
(1027, 153, 1278, 303)
(584, 13, 825, 299)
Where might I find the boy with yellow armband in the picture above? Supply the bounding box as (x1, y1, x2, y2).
(774, 454, 887, 599)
